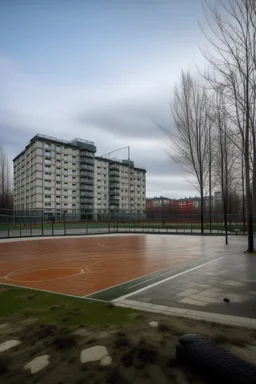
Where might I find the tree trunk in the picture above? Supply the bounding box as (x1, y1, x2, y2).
(245, 148, 254, 251)
(253, 155, 256, 220)
(200, 186, 204, 234)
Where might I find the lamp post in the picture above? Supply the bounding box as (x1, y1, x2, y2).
(63, 210, 67, 236)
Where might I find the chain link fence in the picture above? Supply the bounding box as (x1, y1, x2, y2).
(0, 209, 247, 239)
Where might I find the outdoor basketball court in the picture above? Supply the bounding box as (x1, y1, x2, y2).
(0, 234, 256, 328)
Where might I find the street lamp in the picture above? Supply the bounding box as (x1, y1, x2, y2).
(63, 210, 67, 236)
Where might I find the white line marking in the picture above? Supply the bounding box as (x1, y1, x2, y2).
(5, 267, 85, 283)
(129, 252, 230, 289)
(112, 255, 226, 301)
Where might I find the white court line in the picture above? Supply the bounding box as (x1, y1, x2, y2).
(82, 253, 225, 298)
(112, 255, 226, 302)
(5, 267, 85, 283)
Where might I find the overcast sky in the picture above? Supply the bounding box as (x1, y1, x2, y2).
(0, 0, 207, 198)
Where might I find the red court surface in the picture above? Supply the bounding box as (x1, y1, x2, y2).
(0, 235, 211, 297)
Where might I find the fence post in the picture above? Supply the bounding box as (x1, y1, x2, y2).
(64, 212, 66, 236)
(20, 222, 22, 237)
(42, 211, 44, 236)
(30, 221, 32, 237)
(52, 220, 54, 236)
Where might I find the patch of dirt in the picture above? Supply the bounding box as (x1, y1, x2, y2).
(0, 313, 255, 384)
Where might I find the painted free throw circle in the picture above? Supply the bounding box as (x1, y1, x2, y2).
(6, 267, 84, 282)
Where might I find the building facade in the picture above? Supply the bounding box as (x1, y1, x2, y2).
(13, 134, 146, 217)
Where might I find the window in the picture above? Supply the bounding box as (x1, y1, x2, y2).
(72, 170, 76, 173)
(45, 202, 51, 206)
(64, 161, 68, 165)
(72, 204, 76, 207)
(45, 187, 51, 191)
(64, 203, 68, 206)
(72, 183, 76, 186)
(45, 195, 51, 198)
(72, 190, 76, 193)
(64, 189, 68, 192)
(72, 156, 76, 159)
(72, 197, 76, 200)
(56, 203, 60, 206)
(72, 162, 76, 166)
(72, 176, 76, 180)
(56, 181, 60, 185)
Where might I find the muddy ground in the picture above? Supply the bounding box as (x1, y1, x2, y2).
(0, 313, 256, 384)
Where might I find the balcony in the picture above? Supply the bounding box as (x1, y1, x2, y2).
(109, 165, 119, 172)
(80, 186, 93, 193)
(109, 183, 119, 189)
(80, 157, 94, 165)
(80, 199, 93, 205)
(109, 171, 119, 177)
(80, 204, 93, 210)
(80, 164, 93, 170)
(80, 150, 94, 158)
(109, 199, 119, 205)
(80, 170, 93, 176)
(80, 178, 93, 185)
(109, 176, 120, 183)
(80, 192, 93, 198)
(110, 190, 119, 196)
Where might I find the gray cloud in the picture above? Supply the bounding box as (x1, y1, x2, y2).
(76, 98, 172, 139)
(0, 57, 198, 198)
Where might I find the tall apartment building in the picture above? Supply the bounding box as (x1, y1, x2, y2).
(13, 134, 146, 217)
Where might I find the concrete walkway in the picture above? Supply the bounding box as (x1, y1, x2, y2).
(113, 237, 256, 328)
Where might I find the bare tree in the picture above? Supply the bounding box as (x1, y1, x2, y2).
(211, 88, 239, 243)
(0, 145, 12, 210)
(163, 71, 210, 233)
(200, 0, 256, 251)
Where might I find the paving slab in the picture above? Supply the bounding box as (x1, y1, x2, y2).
(119, 237, 256, 321)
